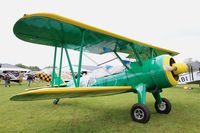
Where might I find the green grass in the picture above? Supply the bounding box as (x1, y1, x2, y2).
(0, 81, 200, 133)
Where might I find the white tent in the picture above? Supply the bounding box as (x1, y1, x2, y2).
(0, 63, 30, 73)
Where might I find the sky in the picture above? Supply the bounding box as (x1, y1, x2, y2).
(1, 0, 200, 69)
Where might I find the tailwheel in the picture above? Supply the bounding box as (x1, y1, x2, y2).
(130, 103, 151, 123)
(155, 98, 171, 114)
(53, 98, 60, 105)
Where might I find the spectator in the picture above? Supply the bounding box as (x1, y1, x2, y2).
(18, 73, 24, 85)
(27, 74, 33, 87)
(4, 74, 11, 87)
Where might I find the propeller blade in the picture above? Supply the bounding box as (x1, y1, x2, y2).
(164, 65, 176, 71)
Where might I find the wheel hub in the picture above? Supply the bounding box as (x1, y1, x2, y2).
(158, 102, 166, 111)
(134, 108, 144, 120)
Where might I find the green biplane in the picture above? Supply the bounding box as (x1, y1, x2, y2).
(11, 13, 188, 123)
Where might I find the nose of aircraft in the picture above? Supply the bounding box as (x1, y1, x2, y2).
(172, 63, 188, 75)
(163, 59, 188, 87)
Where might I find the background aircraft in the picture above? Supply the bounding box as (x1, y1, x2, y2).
(179, 60, 200, 85)
(10, 13, 188, 123)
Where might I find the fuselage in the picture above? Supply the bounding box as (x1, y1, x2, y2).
(91, 55, 176, 92)
(67, 55, 187, 93)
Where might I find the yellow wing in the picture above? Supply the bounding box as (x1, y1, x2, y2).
(13, 13, 179, 60)
(10, 86, 132, 101)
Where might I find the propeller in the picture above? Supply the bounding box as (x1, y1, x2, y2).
(165, 63, 188, 75)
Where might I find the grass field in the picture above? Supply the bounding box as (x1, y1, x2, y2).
(0, 81, 200, 133)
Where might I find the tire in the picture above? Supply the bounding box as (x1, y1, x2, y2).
(130, 103, 151, 123)
(155, 98, 171, 114)
(53, 99, 60, 105)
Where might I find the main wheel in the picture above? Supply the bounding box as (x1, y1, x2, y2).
(155, 98, 171, 114)
(53, 99, 60, 105)
(130, 103, 151, 123)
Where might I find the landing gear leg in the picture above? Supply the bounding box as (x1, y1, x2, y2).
(53, 98, 60, 105)
(130, 84, 150, 123)
(152, 91, 171, 114)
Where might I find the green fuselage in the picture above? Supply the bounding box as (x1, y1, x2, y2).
(67, 55, 175, 92)
(91, 55, 172, 91)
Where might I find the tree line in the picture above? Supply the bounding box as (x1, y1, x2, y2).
(15, 63, 40, 71)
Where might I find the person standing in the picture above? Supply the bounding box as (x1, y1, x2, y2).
(27, 74, 33, 87)
(18, 72, 24, 85)
(4, 74, 11, 87)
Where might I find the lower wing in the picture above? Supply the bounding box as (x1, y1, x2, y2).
(10, 86, 132, 101)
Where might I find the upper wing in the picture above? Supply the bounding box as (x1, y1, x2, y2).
(13, 13, 179, 59)
(10, 86, 132, 101)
